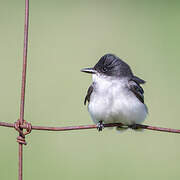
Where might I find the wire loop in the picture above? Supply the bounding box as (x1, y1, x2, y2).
(14, 119, 32, 145)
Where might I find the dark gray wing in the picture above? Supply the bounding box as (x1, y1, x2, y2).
(131, 76, 146, 84)
(84, 84, 94, 105)
(128, 78, 145, 103)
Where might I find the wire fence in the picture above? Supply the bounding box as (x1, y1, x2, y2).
(0, 1, 180, 180)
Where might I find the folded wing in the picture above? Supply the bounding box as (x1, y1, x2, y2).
(84, 84, 94, 105)
(128, 77, 145, 104)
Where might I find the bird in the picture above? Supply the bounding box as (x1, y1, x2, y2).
(81, 53, 148, 131)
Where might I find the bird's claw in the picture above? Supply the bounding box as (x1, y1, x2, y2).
(97, 121, 104, 131)
(128, 124, 140, 130)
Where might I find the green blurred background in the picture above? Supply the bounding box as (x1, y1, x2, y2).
(0, 0, 180, 179)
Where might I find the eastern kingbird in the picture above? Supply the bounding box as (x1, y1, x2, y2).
(81, 54, 148, 131)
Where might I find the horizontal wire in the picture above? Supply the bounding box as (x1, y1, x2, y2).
(0, 121, 180, 133)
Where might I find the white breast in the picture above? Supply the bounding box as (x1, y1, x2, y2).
(88, 74, 147, 125)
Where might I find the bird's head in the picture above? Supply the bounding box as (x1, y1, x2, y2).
(81, 54, 133, 78)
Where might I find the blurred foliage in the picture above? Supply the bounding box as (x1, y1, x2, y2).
(0, 0, 180, 179)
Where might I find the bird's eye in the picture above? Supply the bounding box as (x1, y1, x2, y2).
(102, 67, 108, 72)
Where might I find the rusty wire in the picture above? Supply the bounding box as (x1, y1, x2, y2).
(0, 121, 180, 133)
(16, 0, 29, 179)
(0, 0, 180, 180)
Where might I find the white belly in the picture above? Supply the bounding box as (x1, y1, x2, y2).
(88, 75, 147, 125)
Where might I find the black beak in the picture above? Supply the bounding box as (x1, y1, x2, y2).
(81, 68, 97, 74)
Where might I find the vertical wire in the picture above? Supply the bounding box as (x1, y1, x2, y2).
(19, 0, 29, 180)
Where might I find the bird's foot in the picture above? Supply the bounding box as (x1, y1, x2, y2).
(97, 121, 104, 132)
(128, 124, 141, 130)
